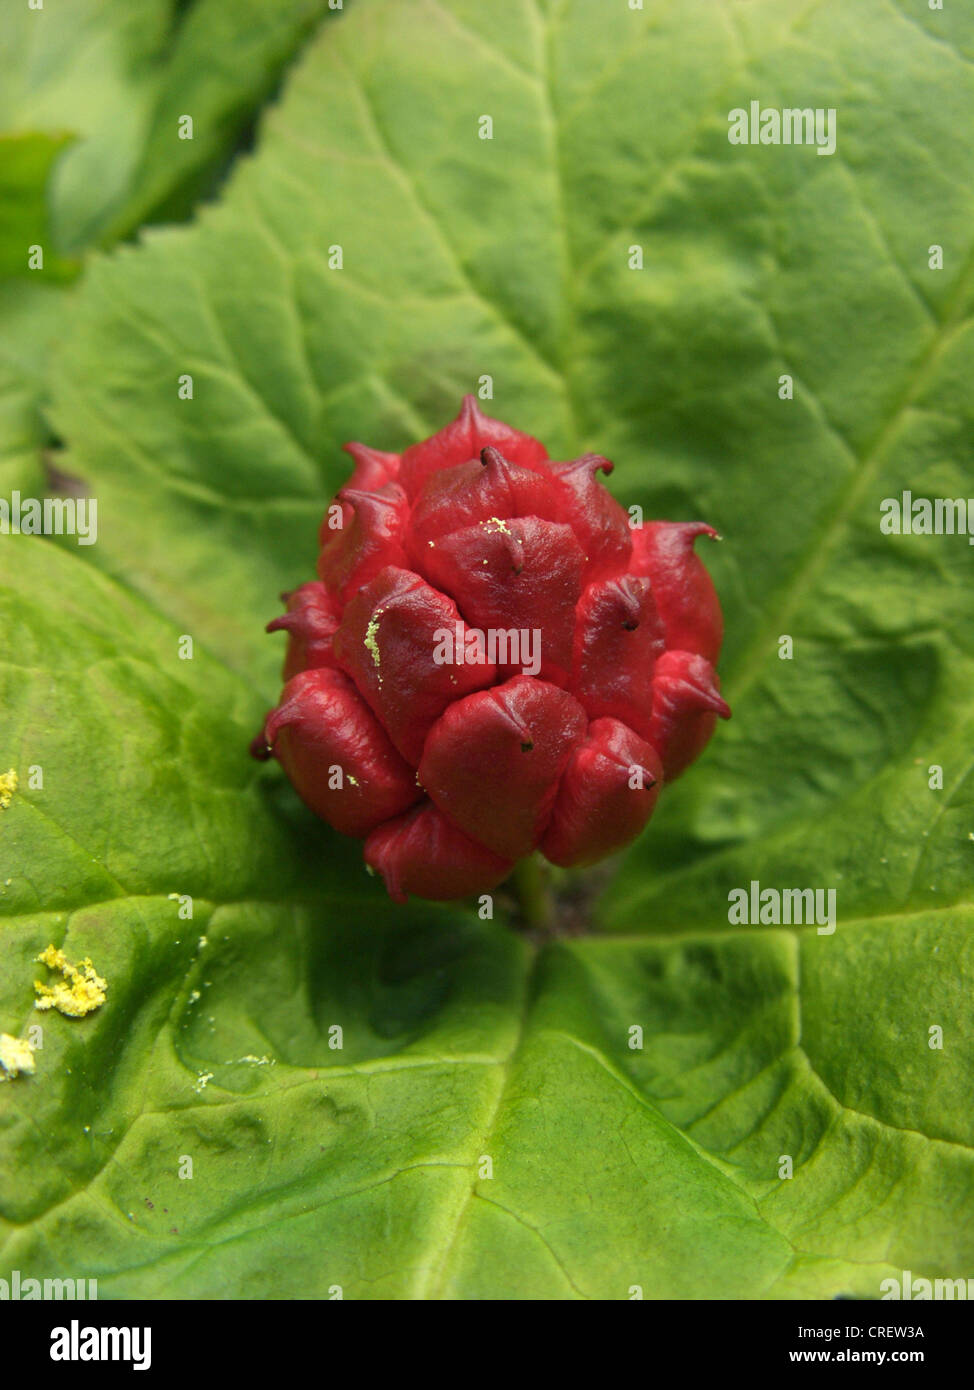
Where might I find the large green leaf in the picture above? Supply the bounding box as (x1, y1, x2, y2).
(2, 0, 973, 1298)
(99, 0, 342, 243)
(0, 0, 342, 526)
(0, 0, 174, 254)
(0, 0, 340, 254)
(0, 132, 77, 282)
(0, 279, 69, 496)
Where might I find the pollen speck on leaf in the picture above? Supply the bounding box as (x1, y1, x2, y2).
(0, 1033, 35, 1080)
(0, 769, 17, 811)
(34, 945, 107, 1018)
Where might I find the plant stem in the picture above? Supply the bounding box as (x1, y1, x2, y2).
(511, 854, 553, 933)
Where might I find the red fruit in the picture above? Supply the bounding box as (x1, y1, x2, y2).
(398, 393, 548, 499)
(542, 719, 663, 868)
(333, 566, 496, 764)
(255, 397, 729, 901)
(569, 573, 666, 740)
(365, 802, 513, 904)
(417, 675, 588, 861)
(421, 516, 584, 685)
(266, 582, 342, 681)
(318, 481, 409, 600)
(259, 668, 420, 837)
(547, 454, 632, 584)
(630, 521, 723, 663)
(646, 649, 730, 781)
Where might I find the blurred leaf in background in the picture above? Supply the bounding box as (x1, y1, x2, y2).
(0, 0, 340, 497)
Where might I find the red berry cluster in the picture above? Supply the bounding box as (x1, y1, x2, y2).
(254, 397, 728, 902)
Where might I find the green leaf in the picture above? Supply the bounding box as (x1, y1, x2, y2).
(0, 0, 177, 254)
(0, 0, 340, 514)
(2, 0, 973, 1298)
(0, 132, 77, 281)
(0, 0, 339, 254)
(0, 131, 78, 498)
(101, 0, 343, 242)
(0, 279, 69, 496)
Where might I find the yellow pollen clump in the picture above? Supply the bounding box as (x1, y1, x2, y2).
(483, 516, 511, 535)
(364, 609, 384, 683)
(347, 773, 359, 787)
(0, 769, 17, 810)
(34, 946, 107, 1018)
(0, 1033, 35, 1080)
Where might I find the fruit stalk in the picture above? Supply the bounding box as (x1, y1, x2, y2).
(511, 853, 553, 934)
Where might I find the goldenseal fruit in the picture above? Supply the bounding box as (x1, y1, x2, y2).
(253, 398, 729, 902)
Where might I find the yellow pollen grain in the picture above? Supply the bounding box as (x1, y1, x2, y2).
(34, 945, 107, 1018)
(0, 769, 17, 810)
(0, 1033, 35, 1080)
(347, 774, 359, 787)
(364, 609, 384, 684)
